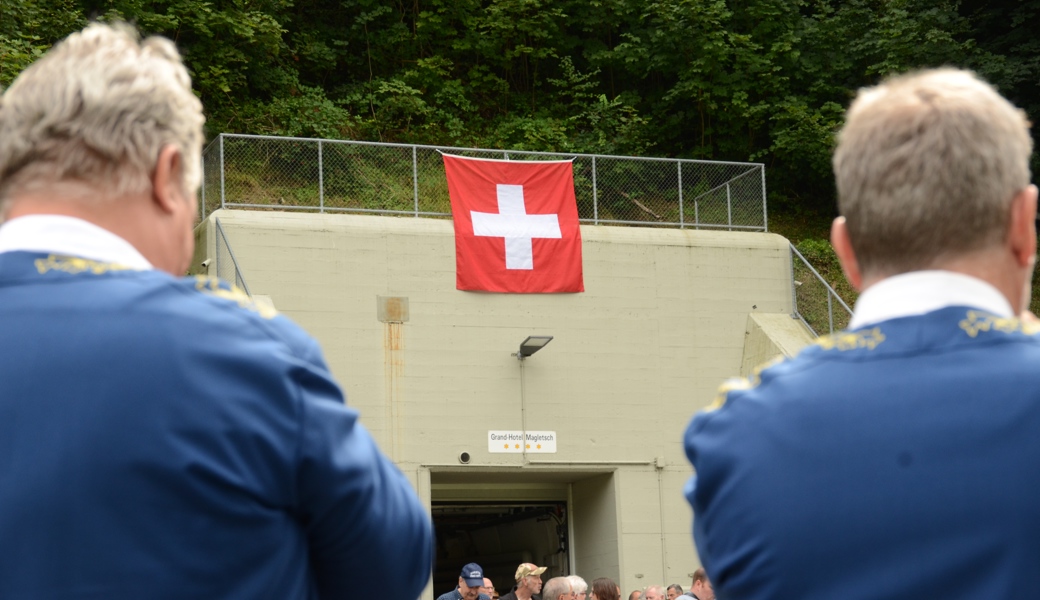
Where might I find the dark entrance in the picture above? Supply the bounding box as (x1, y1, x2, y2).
(432, 501, 569, 597)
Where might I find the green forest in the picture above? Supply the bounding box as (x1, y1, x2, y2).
(2, 0, 1038, 244)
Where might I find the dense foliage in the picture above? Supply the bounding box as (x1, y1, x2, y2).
(2, 0, 1038, 217)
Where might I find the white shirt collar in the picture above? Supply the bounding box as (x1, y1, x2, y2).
(0, 215, 153, 270)
(849, 270, 1012, 329)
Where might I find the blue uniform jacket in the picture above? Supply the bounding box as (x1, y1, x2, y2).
(685, 307, 1040, 599)
(0, 252, 433, 599)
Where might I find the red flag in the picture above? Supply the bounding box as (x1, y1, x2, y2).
(443, 153, 584, 293)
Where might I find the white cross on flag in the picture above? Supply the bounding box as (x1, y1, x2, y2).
(443, 153, 584, 293)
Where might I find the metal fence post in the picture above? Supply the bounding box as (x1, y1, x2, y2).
(827, 292, 834, 334)
(761, 165, 768, 232)
(199, 152, 205, 222)
(726, 183, 733, 231)
(592, 156, 599, 225)
(412, 145, 419, 217)
(318, 140, 324, 213)
(219, 134, 226, 210)
(677, 161, 684, 229)
(790, 250, 799, 319)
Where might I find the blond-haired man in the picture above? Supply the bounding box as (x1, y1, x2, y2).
(0, 23, 432, 599)
(685, 68, 1038, 598)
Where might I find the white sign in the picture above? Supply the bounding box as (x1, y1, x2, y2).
(488, 430, 557, 453)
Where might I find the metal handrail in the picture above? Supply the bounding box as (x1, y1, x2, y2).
(789, 243, 853, 336)
(213, 217, 252, 297)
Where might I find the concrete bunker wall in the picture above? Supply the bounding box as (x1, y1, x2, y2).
(196, 210, 807, 597)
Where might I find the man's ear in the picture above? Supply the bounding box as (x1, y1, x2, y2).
(1008, 184, 1038, 268)
(831, 216, 864, 291)
(151, 144, 185, 215)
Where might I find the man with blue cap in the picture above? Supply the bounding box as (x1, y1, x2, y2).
(438, 563, 492, 600)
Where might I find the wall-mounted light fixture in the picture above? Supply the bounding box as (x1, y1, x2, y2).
(514, 335, 553, 464)
(517, 335, 553, 359)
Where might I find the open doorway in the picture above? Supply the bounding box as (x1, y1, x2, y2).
(432, 501, 569, 596)
(428, 468, 620, 596)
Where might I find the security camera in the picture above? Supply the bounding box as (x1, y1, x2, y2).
(458, 452, 471, 464)
(200, 258, 212, 268)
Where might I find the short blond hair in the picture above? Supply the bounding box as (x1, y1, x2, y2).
(0, 22, 204, 207)
(833, 68, 1033, 275)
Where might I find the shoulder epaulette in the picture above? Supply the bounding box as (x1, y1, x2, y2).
(959, 310, 1040, 338)
(192, 276, 277, 320)
(705, 355, 785, 412)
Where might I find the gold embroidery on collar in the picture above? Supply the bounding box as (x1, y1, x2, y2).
(705, 355, 785, 412)
(959, 310, 1040, 337)
(814, 327, 886, 351)
(193, 276, 277, 320)
(34, 255, 135, 275)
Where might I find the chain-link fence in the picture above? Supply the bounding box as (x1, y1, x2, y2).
(790, 243, 853, 336)
(201, 135, 861, 322)
(214, 218, 251, 295)
(201, 134, 767, 230)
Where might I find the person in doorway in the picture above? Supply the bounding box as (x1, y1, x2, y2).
(666, 585, 683, 600)
(0, 21, 432, 600)
(484, 578, 499, 600)
(542, 577, 571, 600)
(500, 563, 546, 600)
(437, 563, 492, 600)
(685, 68, 1040, 598)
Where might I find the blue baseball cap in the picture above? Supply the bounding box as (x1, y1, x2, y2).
(460, 563, 484, 587)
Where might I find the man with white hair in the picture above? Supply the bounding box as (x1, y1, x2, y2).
(685, 68, 1039, 597)
(0, 22, 432, 599)
(566, 576, 588, 600)
(642, 585, 665, 600)
(542, 577, 572, 600)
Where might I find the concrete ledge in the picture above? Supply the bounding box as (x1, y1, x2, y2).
(741, 312, 815, 376)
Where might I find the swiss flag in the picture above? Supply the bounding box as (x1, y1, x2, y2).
(443, 153, 584, 293)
